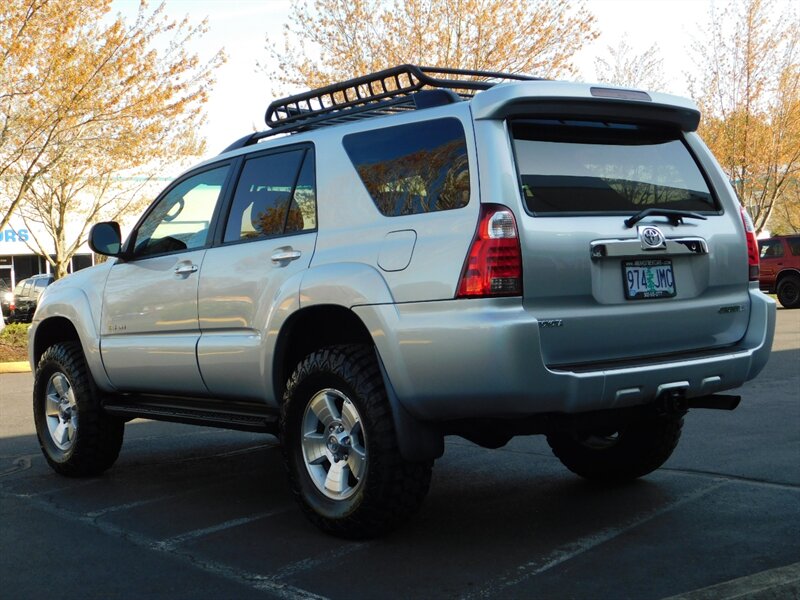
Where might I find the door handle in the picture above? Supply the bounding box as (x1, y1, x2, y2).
(174, 264, 198, 275)
(271, 249, 302, 263)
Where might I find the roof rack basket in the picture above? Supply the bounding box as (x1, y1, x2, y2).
(266, 64, 538, 131)
(222, 64, 539, 152)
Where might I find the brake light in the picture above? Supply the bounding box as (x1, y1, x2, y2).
(457, 204, 523, 298)
(739, 206, 760, 281)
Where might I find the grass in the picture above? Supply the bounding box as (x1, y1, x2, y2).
(0, 323, 29, 362)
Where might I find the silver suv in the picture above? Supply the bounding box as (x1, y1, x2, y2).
(29, 65, 775, 538)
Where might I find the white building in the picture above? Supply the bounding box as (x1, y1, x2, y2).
(0, 219, 95, 290)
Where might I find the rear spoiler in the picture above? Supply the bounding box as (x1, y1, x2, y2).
(471, 82, 701, 132)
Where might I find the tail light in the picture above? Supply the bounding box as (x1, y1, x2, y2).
(739, 206, 760, 281)
(457, 204, 523, 298)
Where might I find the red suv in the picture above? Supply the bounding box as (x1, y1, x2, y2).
(758, 235, 800, 308)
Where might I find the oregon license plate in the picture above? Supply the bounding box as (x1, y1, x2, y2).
(623, 259, 676, 300)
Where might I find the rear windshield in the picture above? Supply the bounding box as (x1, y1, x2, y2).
(511, 120, 717, 215)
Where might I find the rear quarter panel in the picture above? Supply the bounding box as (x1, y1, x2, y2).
(311, 104, 480, 302)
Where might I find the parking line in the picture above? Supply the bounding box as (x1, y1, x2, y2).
(660, 466, 800, 491)
(8, 491, 328, 600)
(165, 442, 279, 464)
(0, 454, 35, 478)
(661, 561, 800, 599)
(155, 508, 292, 551)
(463, 480, 728, 599)
(271, 542, 371, 580)
(85, 494, 185, 518)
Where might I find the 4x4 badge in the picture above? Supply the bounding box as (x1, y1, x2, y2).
(639, 225, 666, 250)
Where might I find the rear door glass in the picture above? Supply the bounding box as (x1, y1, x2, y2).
(511, 120, 718, 215)
(759, 239, 785, 259)
(342, 118, 470, 216)
(223, 148, 316, 243)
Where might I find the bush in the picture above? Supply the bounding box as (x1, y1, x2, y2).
(0, 323, 30, 362)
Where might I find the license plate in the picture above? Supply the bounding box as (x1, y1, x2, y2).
(623, 259, 676, 300)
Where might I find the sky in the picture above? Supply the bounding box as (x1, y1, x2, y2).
(106, 0, 749, 171)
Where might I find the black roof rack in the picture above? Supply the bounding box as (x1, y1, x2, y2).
(222, 64, 540, 153)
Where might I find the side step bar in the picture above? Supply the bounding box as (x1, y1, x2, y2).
(103, 395, 279, 434)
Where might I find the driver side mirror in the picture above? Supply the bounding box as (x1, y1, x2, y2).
(88, 221, 123, 257)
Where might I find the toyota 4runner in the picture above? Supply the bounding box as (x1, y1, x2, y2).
(29, 65, 776, 538)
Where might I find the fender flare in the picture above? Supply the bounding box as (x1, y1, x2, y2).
(31, 286, 114, 391)
(300, 263, 444, 461)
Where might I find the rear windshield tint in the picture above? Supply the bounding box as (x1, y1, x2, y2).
(511, 120, 717, 215)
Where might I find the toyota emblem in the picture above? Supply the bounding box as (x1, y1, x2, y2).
(639, 226, 666, 249)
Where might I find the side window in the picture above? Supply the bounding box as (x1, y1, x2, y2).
(788, 237, 800, 256)
(223, 148, 316, 243)
(133, 165, 230, 258)
(759, 239, 785, 259)
(342, 118, 470, 216)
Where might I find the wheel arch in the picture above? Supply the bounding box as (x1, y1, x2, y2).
(776, 268, 800, 286)
(272, 304, 444, 462)
(31, 286, 114, 391)
(272, 304, 372, 403)
(32, 316, 81, 366)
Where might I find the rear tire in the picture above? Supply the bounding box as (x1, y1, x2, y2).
(777, 275, 800, 308)
(546, 414, 683, 482)
(33, 342, 124, 477)
(281, 344, 432, 539)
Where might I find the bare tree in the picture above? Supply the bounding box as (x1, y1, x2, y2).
(692, 0, 800, 234)
(17, 157, 155, 279)
(593, 41, 667, 91)
(261, 0, 598, 92)
(0, 0, 224, 242)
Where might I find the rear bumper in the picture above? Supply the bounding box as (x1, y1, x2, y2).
(354, 288, 776, 421)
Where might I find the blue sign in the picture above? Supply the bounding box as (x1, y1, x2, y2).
(0, 229, 29, 243)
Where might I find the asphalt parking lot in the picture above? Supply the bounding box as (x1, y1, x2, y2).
(1, 308, 798, 599)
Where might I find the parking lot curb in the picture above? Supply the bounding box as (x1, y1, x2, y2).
(0, 361, 30, 374)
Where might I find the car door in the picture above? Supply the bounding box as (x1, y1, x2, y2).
(197, 146, 317, 402)
(758, 238, 784, 288)
(101, 163, 233, 395)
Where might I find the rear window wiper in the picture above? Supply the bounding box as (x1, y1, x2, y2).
(624, 208, 708, 228)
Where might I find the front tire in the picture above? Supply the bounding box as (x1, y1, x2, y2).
(546, 414, 683, 482)
(281, 344, 432, 538)
(777, 275, 800, 308)
(33, 342, 124, 476)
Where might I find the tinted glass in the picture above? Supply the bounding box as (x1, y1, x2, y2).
(788, 237, 800, 256)
(343, 118, 470, 216)
(759, 239, 785, 259)
(134, 165, 229, 257)
(511, 120, 716, 214)
(224, 149, 316, 243)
